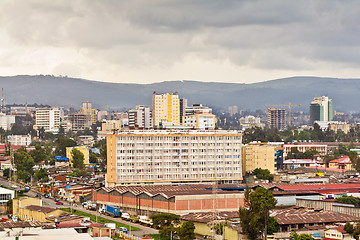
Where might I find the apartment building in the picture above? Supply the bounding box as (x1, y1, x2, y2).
(267, 108, 286, 130)
(34, 107, 61, 133)
(182, 114, 216, 130)
(152, 93, 180, 127)
(0, 114, 15, 131)
(8, 134, 31, 146)
(106, 130, 242, 186)
(242, 142, 277, 175)
(128, 105, 152, 129)
(68, 113, 91, 131)
(284, 144, 328, 158)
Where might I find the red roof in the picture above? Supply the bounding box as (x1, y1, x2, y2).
(278, 183, 360, 191)
(330, 156, 352, 164)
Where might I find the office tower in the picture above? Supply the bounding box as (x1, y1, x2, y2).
(267, 108, 286, 130)
(34, 107, 61, 133)
(310, 96, 333, 124)
(228, 106, 238, 116)
(128, 105, 153, 129)
(82, 102, 92, 110)
(152, 92, 180, 127)
(106, 130, 242, 186)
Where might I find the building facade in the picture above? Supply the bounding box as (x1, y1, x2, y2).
(182, 114, 216, 130)
(267, 108, 286, 130)
(152, 93, 180, 127)
(310, 96, 333, 124)
(34, 107, 61, 133)
(242, 142, 277, 175)
(66, 146, 90, 167)
(68, 113, 91, 131)
(106, 130, 242, 186)
(128, 105, 152, 129)
(8, 135, 31, 146)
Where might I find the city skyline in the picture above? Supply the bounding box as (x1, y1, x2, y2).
(1, 1, 360, 84)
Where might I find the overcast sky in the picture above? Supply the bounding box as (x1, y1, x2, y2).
(1, 0, 360, 84)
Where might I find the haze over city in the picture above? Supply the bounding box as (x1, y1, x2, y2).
(1, 1, 360, 84)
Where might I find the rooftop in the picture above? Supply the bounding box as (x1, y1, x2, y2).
(180, 211, 239, 223)
(23, 205, 58, 214)
(329, 156, 352, 164)
(270, 207, 360, 225)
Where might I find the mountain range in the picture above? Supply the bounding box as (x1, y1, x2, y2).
(1, 75, 360, 112)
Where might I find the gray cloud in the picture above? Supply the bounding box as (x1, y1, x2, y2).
(1, 0, 360, 83)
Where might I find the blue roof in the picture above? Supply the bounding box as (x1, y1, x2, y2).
(54, 156, 69, 161)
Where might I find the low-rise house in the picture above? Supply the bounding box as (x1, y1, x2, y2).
(324, 226, 353, 240)
(329, 157, 354, 171)
(18, 205, 67, 222)
(283, 159, 324, 169)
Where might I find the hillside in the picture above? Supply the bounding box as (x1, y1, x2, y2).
(2, 75, 360, 112)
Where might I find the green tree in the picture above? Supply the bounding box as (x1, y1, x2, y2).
(150, 213, 180, 229)
(159, 226, 176, 239)
(3, 168, 10, 178)
(34, 168, 48, 182)
(267, 216, 279, 235)
(54, 135, 76, 157)
(239, 187, 277, 240)
(253, 168, 274, 182)
(89, 151, 98, 164)
(71, 149, 85, 170)
(177, 221, 195, 240)
(344, 222, 354, 234)
(29, 144, 48, 164)
(14, 151, 35, 183)
(335, 195, 360, 206)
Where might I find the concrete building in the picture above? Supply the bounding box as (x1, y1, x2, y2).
(242, 142, 277, 175)
(128, 105, 152, 129)
(267, 108, 286, 130)
(8, 134, 31, 146)
(106, 130, 242, 186)
(81, 101, 92, 110)
(185, 104, 212, 115)
(310, 96, 333, 124)
(99, 120, 122, 134)
(66, 146, 90, 167)
(182, 114, 216, 130)
(34, 107, 61, 133)
(228, 106, 238, 116)
(283, 159, 325, 169)
(0, 114, 16, 131)
(179, 98, 188, 124)
(152, 92, 180, 127)
(284, 144, 328, 158)
(239, 115, 264, 130)
(68, 113, 91, 131)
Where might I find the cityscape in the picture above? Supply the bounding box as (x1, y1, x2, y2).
(2, 1, 360, 240)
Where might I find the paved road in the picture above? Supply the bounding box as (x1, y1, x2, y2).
(0, 178, 158, 238)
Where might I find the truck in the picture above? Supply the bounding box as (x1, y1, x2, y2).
(105, 205, 121, 217)
(139, 215, 152, 226)
(83, 201, 97, 210)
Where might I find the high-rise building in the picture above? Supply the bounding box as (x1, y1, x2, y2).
(106, 130, 242, 186)
(267, 108, 286, 130)
(81, 101, 92, 110)
(152, 93, 180, 127)
(68, 113, 91, 131)
(310, 96, 333, 124)
(0, 114, 15, 131)
(128, 105, 152, 129)
(228, 106, 238, 116)
(34, 107, 61, 133)
(179, 98, 188, 124)
(182, 114, 216, 130)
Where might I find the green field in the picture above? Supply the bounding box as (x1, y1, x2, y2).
(60, 208, 141, 231)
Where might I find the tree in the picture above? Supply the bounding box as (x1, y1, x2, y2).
(71, 149, 85, 170)
(335, 195, 360, 206)
(150, 213, 180, 229)
(54, 135, 76, 157)
(177, 221, 195, 240)
(14, 151, 35, 183)
(344, 222, 354, 234)
(290, 231, 313, 240)
(29, 144, 48, 164)
(89, 151, 98, 164)
(267, 216, 279, 235)
(159, 226, 176, 239)
(34, 168, 48, 182)
(253, 168, 274, 182)
(239, 187, 277, 240)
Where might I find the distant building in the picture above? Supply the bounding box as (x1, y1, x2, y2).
(310, 96, 333, 124)
(66, 146, 89, 167)
(242, 142, 277, 175)
(8, 134, 31, 146)
(10, 106, 36, 117)
(112, 112, 128, 126)
(34, 107, 61, 133)
(182, 114, 216, 130)
(284, 144, 328, 158)
(228, 106, 238, 116)
(283, 159, 324, 169)
(128, 105, 152, 129)
(329, 156, 354, 171)
(97, 110, 109, 121)
(81, 101, 92, 110)
(0, 187, 14, 204)
(267, 108, 286, 130)
(179, 98, 188, 124)
(185, 104, 212, 115)
(152, 92, 180, 127)
(68, 113, 91, 131)
(239, 115, 264, 130)
(268, 142, 284, 170)
(99, 120, 122, 134)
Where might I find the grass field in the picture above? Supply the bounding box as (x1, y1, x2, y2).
(60, 208, 141, 231)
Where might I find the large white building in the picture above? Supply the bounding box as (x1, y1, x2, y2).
(8, 134, 31, 146)
(34, 107, 61, 133)
(0, 114, 15, 131)
(152, 93, 180, 127)
(106, 130, 242, 186)
(128, 105, 152, 129)
(182, 114, 216, 130)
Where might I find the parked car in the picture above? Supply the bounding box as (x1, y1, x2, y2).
(35, 194, 41, 198)
(56, 202, 64, 205)
(55, 198, 59, 202)
(119, 227, 127, 233)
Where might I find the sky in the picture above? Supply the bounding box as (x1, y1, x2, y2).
(1, 0, 360, 84)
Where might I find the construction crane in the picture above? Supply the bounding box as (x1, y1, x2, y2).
(268, 102, 301, 127)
